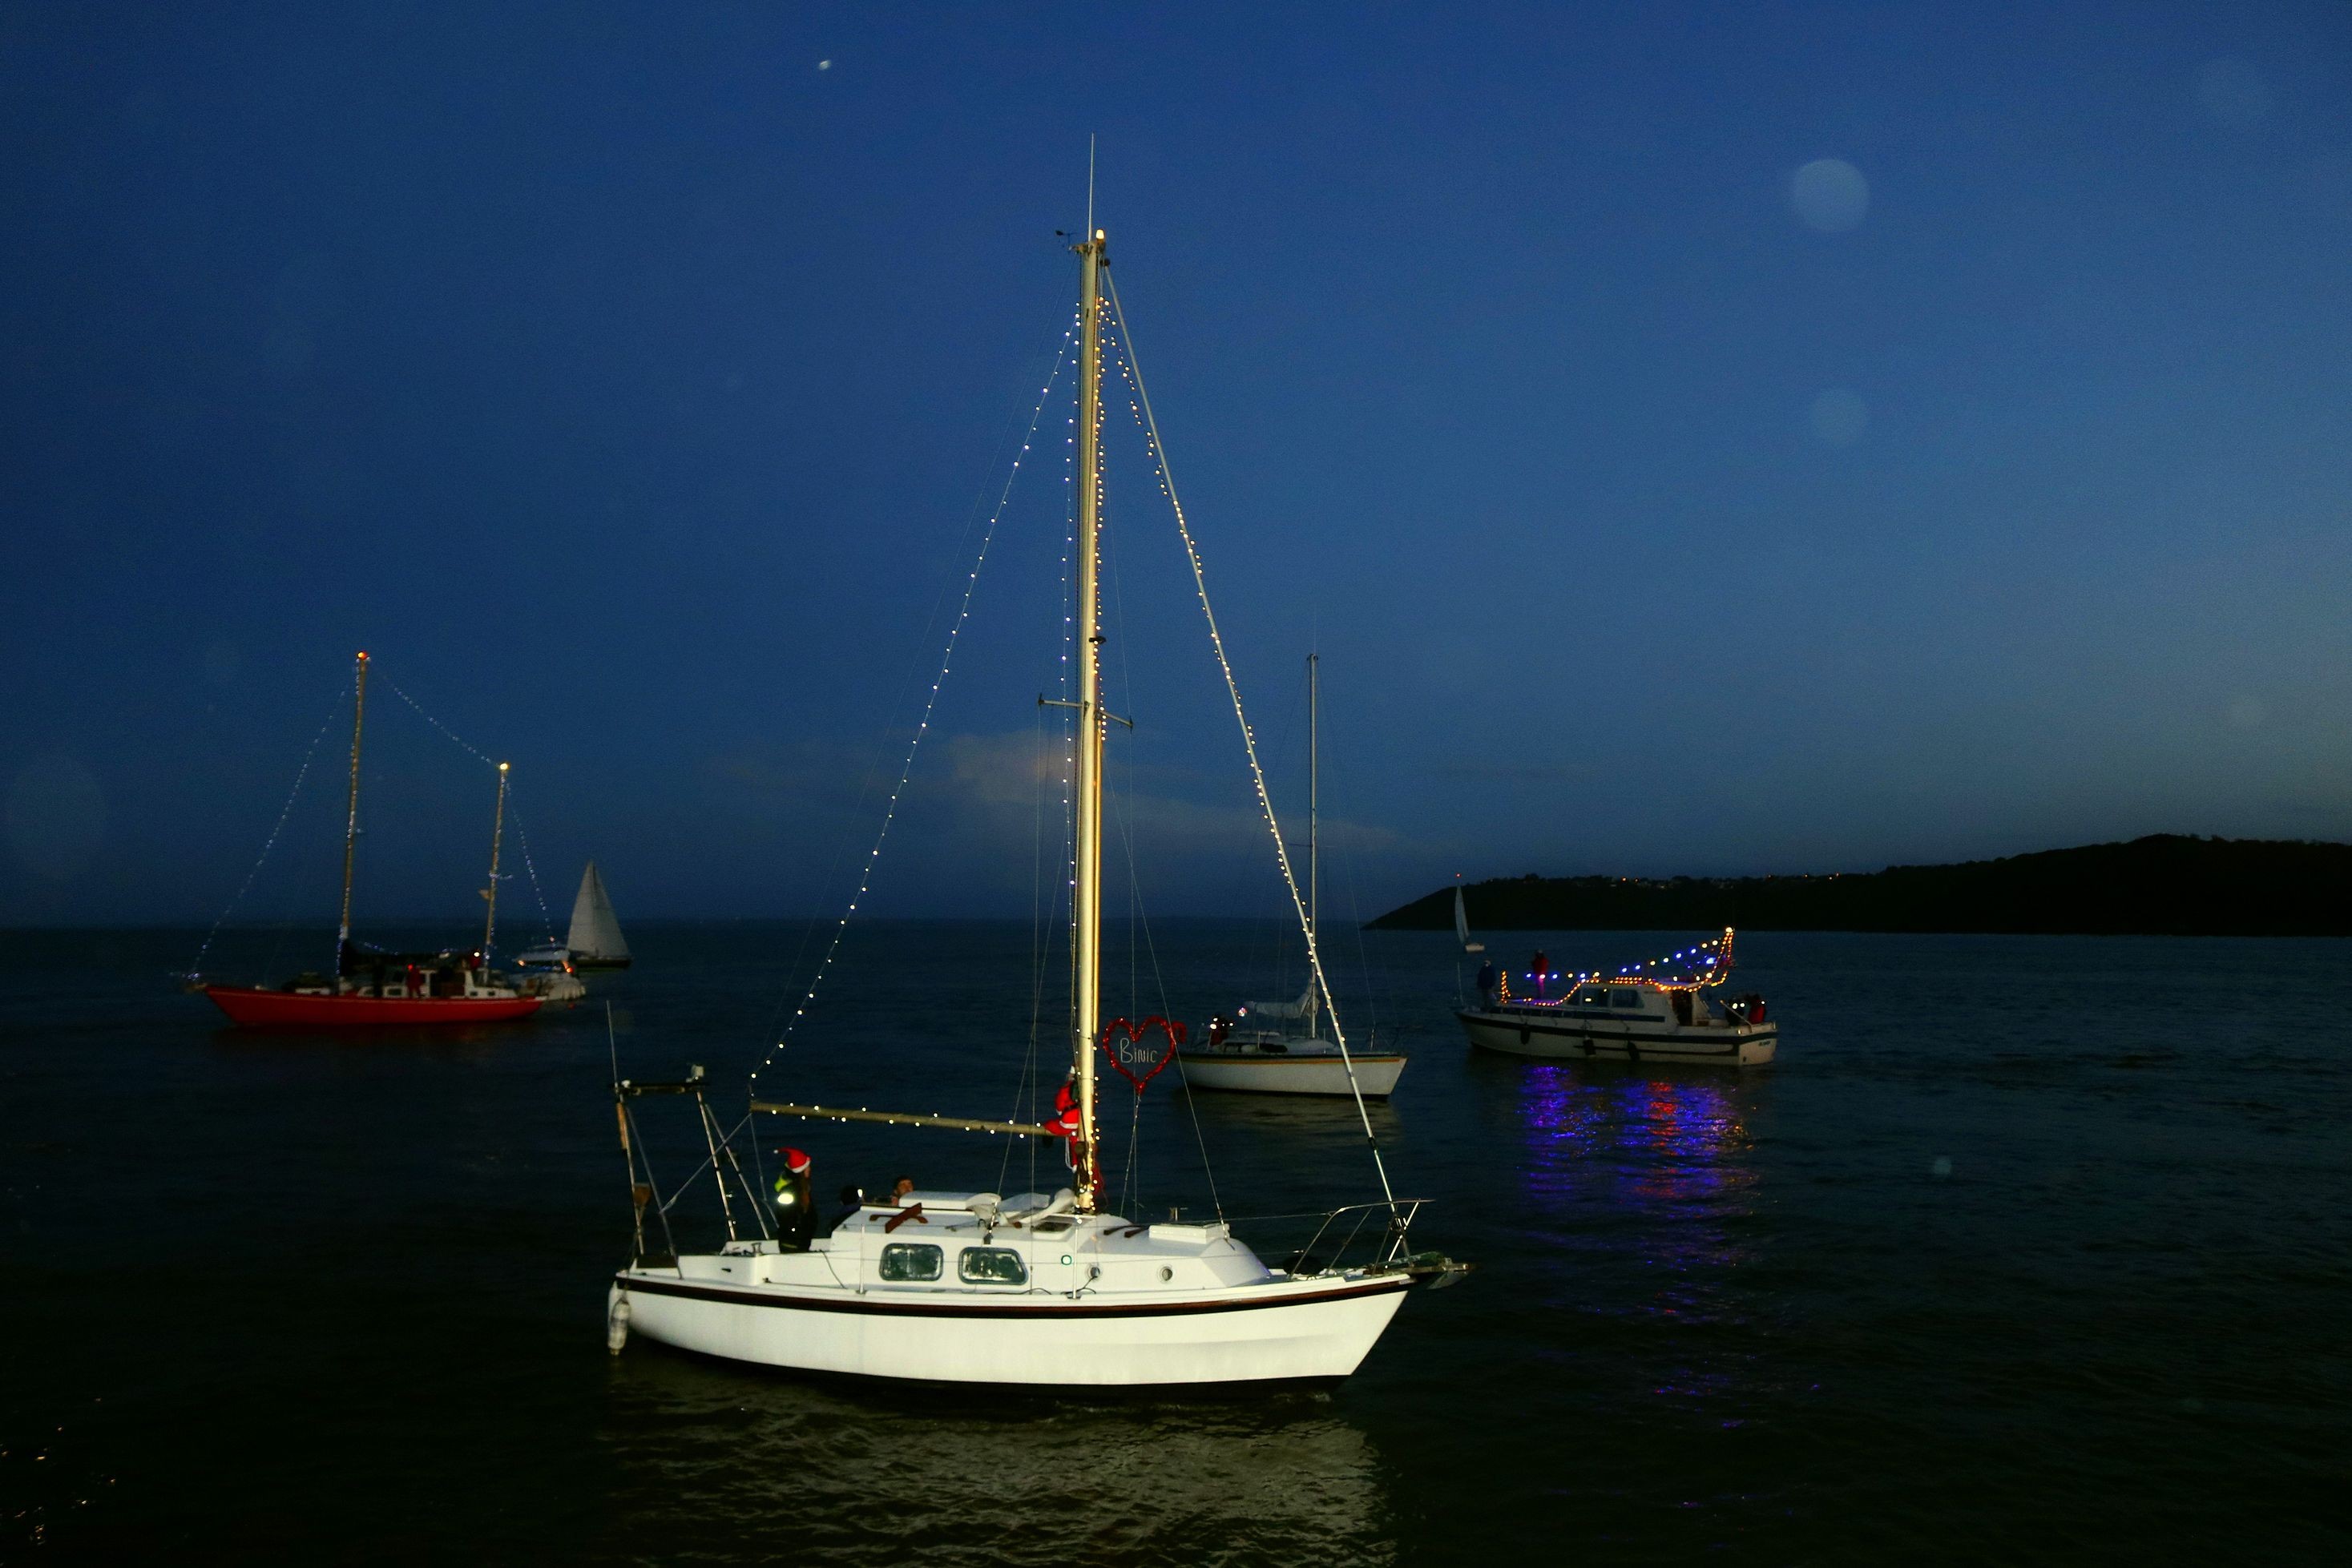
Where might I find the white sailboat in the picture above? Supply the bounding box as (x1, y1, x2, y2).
(1454, 880, 1484, 953)
(606, 215, 1464, 1389)
(522, 861, 631, 969)
(1179, 655, 1407, 1098)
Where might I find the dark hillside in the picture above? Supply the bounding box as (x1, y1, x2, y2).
(1370, 836, 2352, 937)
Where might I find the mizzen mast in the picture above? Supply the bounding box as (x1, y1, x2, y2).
(1071, 224, 1107, 1210)
(481, 760, 510, 965)
(337, 650, 369, 967)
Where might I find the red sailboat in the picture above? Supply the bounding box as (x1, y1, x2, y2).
(201, 652, 543, 1028)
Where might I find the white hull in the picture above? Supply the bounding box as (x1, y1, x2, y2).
(1458, 1007, 1777, 1066)
(611, 1268, 1408, 1388)
(1178, 1051, 1406, 1098)
(611, 1196, 1412, 1388)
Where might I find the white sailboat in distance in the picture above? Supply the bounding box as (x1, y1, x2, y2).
(1179, 655, 1408, 1097)
(605, 208, 1466, 1390)
(522, 861, 631, 969)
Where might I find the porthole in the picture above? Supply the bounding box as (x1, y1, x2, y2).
(957, 1247, 1028, 1285)
(878, 1243, 942, 1283)
(1160, 1265, 1173, 1282)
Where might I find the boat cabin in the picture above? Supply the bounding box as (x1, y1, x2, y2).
(1537, 985, 1729, 1028)
(286, 945, 518, 999)
(680, 1190, 1274, 1297)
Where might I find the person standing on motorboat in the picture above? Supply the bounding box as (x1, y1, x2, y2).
(1475, 958, 1497, 1009)
(1530, 949, 1550, 1000)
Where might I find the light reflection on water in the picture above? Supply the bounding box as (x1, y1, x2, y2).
(1513, 1065, 1769, 1411)
(595, 1350, 1395, 1566)
(1519, 1064, 1760, 1217)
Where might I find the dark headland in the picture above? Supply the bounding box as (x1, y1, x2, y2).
(1370, 835, 2352, 937)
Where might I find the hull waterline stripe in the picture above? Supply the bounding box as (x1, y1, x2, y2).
(1173, 1054, 1408, 1066)
(1460, 1019, 1758, 1058)
(615, 1272, 1412, 1320)
(1460, 1011, 1771, 1046)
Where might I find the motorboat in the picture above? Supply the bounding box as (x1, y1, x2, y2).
(1454, 927, 1777, 1066)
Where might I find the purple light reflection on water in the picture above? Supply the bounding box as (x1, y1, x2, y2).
(1515, 1063, 1770, 1410)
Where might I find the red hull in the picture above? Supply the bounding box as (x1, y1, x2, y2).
(204, 986, 543, 1028)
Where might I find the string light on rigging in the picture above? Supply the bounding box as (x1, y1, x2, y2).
(186, 679, 352, 979)
(749, 307, 1081, 1094)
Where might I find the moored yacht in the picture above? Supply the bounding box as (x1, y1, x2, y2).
(199, 656, 542, 1028)
(1180, 655, 1406, 1098)
(1455, 928, 1777, 1066)
(610, 1172, 1422, 1388)
(605, 209, 1465, 1389)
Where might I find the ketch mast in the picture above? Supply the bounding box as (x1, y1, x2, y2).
(336, 651, 369, 968)
(1071, 224, 1107, 1209)
(481, 761, 510, 966)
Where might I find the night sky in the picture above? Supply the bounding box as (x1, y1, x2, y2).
(5, 2, 2349, 933)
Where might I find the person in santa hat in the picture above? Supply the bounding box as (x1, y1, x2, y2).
(771, 1147, 814, 1252)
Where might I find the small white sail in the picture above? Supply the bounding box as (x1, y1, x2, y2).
(1244, 977, 1318, 1021)
(567, 861, 630, 963)
(1454, 885, 1485, 953)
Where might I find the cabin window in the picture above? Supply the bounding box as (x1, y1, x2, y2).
(958, 1247, 1028, 1285)
(877, 1243, 942, 1283)
(1608, 989, 1642, 1008)
(1573, 988, 1608, 1006)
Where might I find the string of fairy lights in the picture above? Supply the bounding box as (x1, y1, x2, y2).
(1099, 272, 1398, 1210)
(1499, 929, 1737, 1001)
(187, 679, 351, 977)
(749, 309, 1081, 1097)
(378, 673, 557, 945)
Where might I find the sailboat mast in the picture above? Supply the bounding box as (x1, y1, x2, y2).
(1307, 652, 1319, 1035)
(481, 761, 510, 966)
(1071, 224, 1107, 1209)
(1308, 654, 1320, 941)
(336, 651, 369, 963)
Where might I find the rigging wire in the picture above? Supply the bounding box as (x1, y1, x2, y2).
(188, 679, 350, 978)
(1095, 478, 1222, 1223)
(765, 319, 1080, 1056)
(749, 311, 1079, 1098)
(1006, 347, 1083, 1201)
(502, 794, 559, 945)
(1316, 699, 1384, 1044)
(379, 673, 494, 767)
(1107, 755, 1224, 1223)
(1104, 272, 1400, 1214)
(376, 671, 559, 946)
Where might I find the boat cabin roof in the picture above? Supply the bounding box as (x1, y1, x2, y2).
(825, 1195, 1232, 1255)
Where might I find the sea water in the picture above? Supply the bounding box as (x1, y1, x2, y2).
(3, 924, 2347, 1561)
